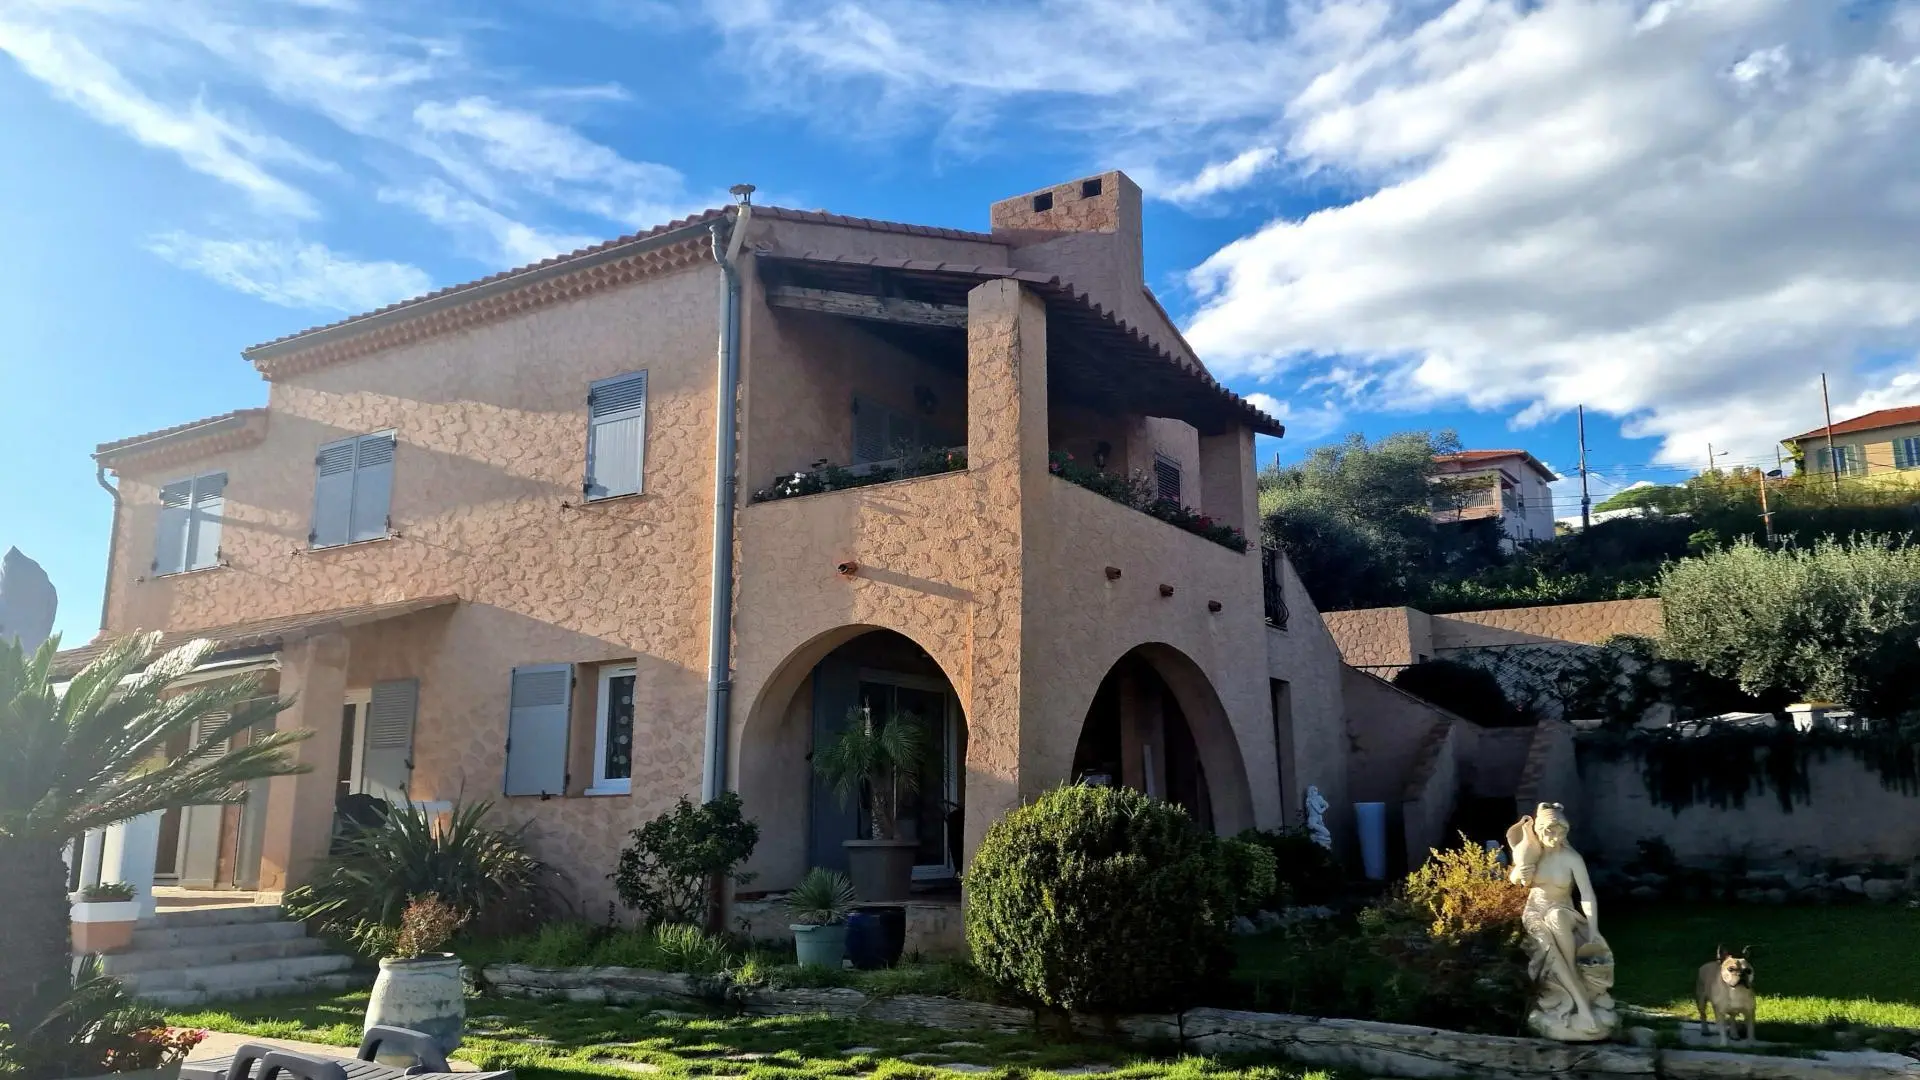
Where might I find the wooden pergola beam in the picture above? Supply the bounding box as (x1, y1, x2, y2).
(766, 285, 967, 328)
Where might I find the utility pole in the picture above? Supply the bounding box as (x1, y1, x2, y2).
(1707, 442, 1715, 475)
(1758, 468, 1775, 543)
(1821, 372, 1840, 498)
(1577, 405, 1591, 530)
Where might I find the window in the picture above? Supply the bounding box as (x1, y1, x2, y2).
(852, 395, 953, 467)
(1153, 453, 1181, 503)
(1896, 437, 1920, 471)
(586, 372, 648, 499)
(310, 431, 395, 547)
(1817, 445, 1865, 476)
(153, 472, 226, 575)
(589, 663, 636, 795)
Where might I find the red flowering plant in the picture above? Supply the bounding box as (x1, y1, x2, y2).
(94, 1026, 208, 1072)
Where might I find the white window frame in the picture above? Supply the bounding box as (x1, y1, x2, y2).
(343, 688, 372, 794)
(587, 662, 637, 796)
(154, 471, 227, 576)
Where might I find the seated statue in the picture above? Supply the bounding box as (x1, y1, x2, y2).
(1506, 802, 1618, 1041)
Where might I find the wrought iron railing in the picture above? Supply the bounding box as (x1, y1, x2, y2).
(1261, 545, 1289, 630)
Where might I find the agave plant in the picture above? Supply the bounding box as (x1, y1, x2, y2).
(284, 800, 559, 954)
(0, 634, 305, 1051)
(784, 867, 856, 927)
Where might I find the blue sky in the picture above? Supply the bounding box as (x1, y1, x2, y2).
(4, 0, 1919, 644)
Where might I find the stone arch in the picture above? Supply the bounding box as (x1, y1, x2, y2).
(735, 623, 969, 893)
(1068, 641, 1256, 835)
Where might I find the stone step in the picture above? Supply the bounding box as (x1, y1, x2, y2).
(121, 953, 356, 996)
(132, 918, 308, 951)
(100, 935, 333, 975)
(134, 971, 369, 1009)
(150, 905, 286, 929)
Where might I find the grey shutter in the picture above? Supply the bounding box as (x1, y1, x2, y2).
(311, 438, 356, 547)
(190, 710, 231, 760)
(361, 678, 418, 803)
(349, 432, 395, 542)
(585, 373, 647, 499)
(187, 472, 226, 571)
(505, 664, 572, 797)
(852, 396, 887, 463)
(1154, 454, 1182, 503)
(153, 481, 192, 574)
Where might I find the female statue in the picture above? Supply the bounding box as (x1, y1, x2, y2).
(1506, 803, 1617, 1041)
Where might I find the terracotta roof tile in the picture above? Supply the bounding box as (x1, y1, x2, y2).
(1786, 404, 1920, 443)
(1435, 449, 1558, 481)
(94, 408, 268, 459)
(53, 595, 460, 678)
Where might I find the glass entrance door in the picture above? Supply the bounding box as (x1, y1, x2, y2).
(855, 676, 960, 878)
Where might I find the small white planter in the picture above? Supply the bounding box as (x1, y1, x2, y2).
(365, 954, 465, 1057)
(70, 900, 142, 954)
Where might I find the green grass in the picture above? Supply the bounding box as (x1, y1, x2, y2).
(168, 991, 1341, 1080)
(1602, 904, 1920, 1043)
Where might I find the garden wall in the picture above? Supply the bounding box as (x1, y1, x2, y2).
(1576, 754, 1920, 872)
(1326, 600, 1664, 674)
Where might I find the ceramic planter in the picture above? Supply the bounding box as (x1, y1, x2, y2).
(365, 954, 465, 1056)
(791, 922, 848, 968)
(842, 839, 917, 902)
(70, 900, 142, 955)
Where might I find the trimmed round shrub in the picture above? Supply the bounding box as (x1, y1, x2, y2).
(963, 784, 1235, 1014)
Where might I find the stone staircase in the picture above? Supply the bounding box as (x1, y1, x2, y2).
(101, 905, 364, 1007)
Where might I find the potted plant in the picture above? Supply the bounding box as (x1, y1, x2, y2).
(362, 893, 471, 1057)
(786, 867, 856, 968)
(70, 881, 141, 955)
(813, 707, 926, 901)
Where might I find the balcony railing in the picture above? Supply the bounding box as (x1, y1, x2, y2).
(1262, 545, 1289, 629)
(751, 447, 967, 503)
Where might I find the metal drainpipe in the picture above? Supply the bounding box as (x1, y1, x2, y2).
(93, 462, 122, 634)
(702, 189, 753, 804)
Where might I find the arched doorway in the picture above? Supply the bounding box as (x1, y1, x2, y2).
(738, 627, 968, 892)
(1069, 644, 1255, 834)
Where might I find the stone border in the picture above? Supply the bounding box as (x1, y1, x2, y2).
(481, 966, 1918, 1080)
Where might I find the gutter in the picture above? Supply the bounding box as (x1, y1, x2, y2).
(93, 463, 121, 634)
(702, 188, 754, 804)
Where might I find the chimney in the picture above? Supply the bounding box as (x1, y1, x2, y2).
(989, 171, 1144, 307)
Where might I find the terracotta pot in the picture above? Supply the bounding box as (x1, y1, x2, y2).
(842, 839, 917, 902)
(365, 954, 464, 1057)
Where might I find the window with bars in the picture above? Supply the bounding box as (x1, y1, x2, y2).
(153, 472, 226, 575)
(310, 431, 396, 547)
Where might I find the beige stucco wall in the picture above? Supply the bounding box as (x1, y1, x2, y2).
(1343, 668, 1444, 805)
(1265, 556, 1350, 841)
(1577, 754, 1920, 868)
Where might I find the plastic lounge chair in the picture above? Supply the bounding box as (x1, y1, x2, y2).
(182, 1027, 512, 1080)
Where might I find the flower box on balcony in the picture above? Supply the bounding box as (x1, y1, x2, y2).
(71, 899, 142, 954)
(752, 447, 966, 503)
(1048, 452, 1249, 552)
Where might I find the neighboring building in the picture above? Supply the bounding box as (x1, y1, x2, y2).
(1430, 450, 1558, 543)
(1784, 405, 1920, 487)
(62, 172, 1356, 925)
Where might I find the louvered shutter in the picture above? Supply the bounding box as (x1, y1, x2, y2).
(190, 710, 231, 760)
(585, 373, 647, 499)
(1154, 454, 1182, 503)
(187, 472, 226, 571)
(852, 396, 887, 463)
(349, 432, 395, 542)
(360, 678, 417, 804)
(153, 481, 192, 574)
(505, 664, 572, 797)
(311, 438, 357, 547)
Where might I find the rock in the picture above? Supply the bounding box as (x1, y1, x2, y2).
(1782, 870, 1811, 891)
(900, 1053, 947, 1062)
(1839, 875, 1867, 895)
(1630, 886, 1661, 901)
(1628, 1027, 1658, 1049)
(589, 1061, 663, 1074)
(942, 1066, 994, 1074)
(1052, 1068, 1113, 1076)
(939, 1042, 985, 1050)
(1816, 1050, 1920, 1071)
(1863, 879, 1904, 903)
(1664, 1048, 1920, 1080)
(1232, 915, 1258, 935)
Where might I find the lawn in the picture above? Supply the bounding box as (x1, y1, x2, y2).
(1603, 903, 1920, 1036)
(167, 990, 1338, 1080)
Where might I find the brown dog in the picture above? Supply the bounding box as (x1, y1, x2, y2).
(1695, 946, 1757, 1045)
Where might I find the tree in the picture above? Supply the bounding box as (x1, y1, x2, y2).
(0, 634, 307, 1051)
(1260, 430, 1465, 610)
(1658, 536, 1920, 716)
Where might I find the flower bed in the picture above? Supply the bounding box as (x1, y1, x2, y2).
(751, 448, 966, 503)
(1048, 452, 1249, 552)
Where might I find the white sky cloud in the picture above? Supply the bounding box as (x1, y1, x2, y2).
(146, 233, 433, 312)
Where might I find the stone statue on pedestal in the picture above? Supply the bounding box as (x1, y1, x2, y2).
(1304, 785, 1332, 850)
(1506, 802, 1617, 1042)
